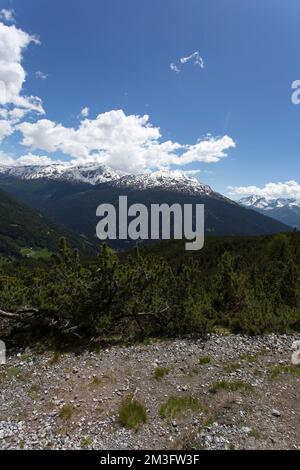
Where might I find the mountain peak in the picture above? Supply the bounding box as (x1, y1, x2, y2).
(110, 169, 214, 195)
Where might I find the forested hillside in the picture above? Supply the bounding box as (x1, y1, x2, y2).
(0, 189, 97, 258)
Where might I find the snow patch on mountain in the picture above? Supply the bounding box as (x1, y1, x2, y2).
(110, 169, 214, 195)
(0, 163, 122, 185)
(0, 164, 215, 195)
(239, 195, 300, 210)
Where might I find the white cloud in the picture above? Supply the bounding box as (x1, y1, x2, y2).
(0, 151, 60, 167)
(17, 109, 235, 172)
(229, 181, 300, 201)
(0, 119, 13, 143)
(13, 153, 59, 166)
(0, 150, 14, 165)
(178, 135, 235, 164)
(0, 21, 44, 113)
(35, 70, 48, 80)
(170, 51, 204, 74)
(0, 9, 15, 23)
(184, 169, 201, 176)
(180, 51, 204, 69)
(170, 63, 180, 74)
(80, 106, 89, 117)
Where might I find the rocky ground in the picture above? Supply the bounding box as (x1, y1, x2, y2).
(0, 333, 300, 450)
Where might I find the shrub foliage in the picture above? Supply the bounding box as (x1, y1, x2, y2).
(1, 232, 300, 341)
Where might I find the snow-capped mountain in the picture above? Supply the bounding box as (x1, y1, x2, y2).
(239, 195, 300, 229)
(239, 195, 300, 211)
(0, 164, 214, 195)
(0, 163, 122, 185)
(110, 169, 214, 196)
(0, 165, 291, 241)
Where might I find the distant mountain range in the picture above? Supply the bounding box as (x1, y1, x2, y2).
(239, 195, 300, 229)
(0, 164, 292, 250)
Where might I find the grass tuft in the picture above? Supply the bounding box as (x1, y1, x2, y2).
(159, 396, 205, 420)
(28, 384, 41, 399)
(199, 357, 211, 365)
(118, 396, 147, 431)
(90, 376, 102, 386)
(269, 364, 300, 378)
(153, 366, 169, 380)
(49, 351, 61, 365)
(59, 404, 74, 420)
(209, 380, 253, 394)
(223, 362, 241, 373)
(81, 437, 92, 448)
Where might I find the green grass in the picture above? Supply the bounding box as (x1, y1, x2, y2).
(253, 368, 263, 377)
(118, 396, 147, 431)
(20, 247, 53, 259)
(28, 384, 41, 399)
(90, 376, 102, 386)
(153, 366, 170, 380)
(199, 356, 211, 365)
(239, 353, 258, 364)
(248, 428, 260, 439)
(49, 351, 61, 365)
(269, 364, 300, 378)
(159, 396, 205, 420)
(6, 367, 20, 378)
(81, 437, 92, 448)
(59, 405, 74, 420)
(223, 362, 241, 373)
(209, 380, 253, 394)
(212, 327, 231, 337)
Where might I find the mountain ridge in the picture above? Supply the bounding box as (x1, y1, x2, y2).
(0, 164, 292, 247)
(239, 195, 300, 229)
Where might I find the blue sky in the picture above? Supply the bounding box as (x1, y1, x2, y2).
(0, 0, 300, 200)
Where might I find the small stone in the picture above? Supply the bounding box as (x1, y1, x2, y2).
(271, 409, 281, 417)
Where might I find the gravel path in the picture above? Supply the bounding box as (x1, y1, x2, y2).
(0, 334, 299, 450)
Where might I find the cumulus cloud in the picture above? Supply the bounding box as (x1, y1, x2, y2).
(178, 135, 235, 164)
(229, 181, 300, 201)
(0, 118, 13, 143)
(13, 153, 59, 166)
(17, 109, 235, 172)
(0, 21, 44, 113)
(170, 51, 204, 74)
(0, 9, 15, 23)
(35, 70, 48, 80)
(0, 151, 60, 167)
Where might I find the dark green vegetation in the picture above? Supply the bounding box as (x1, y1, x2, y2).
(0, 188, 97, 258)
(0, 177, 290, 248)
(0, 231, 299, 346)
